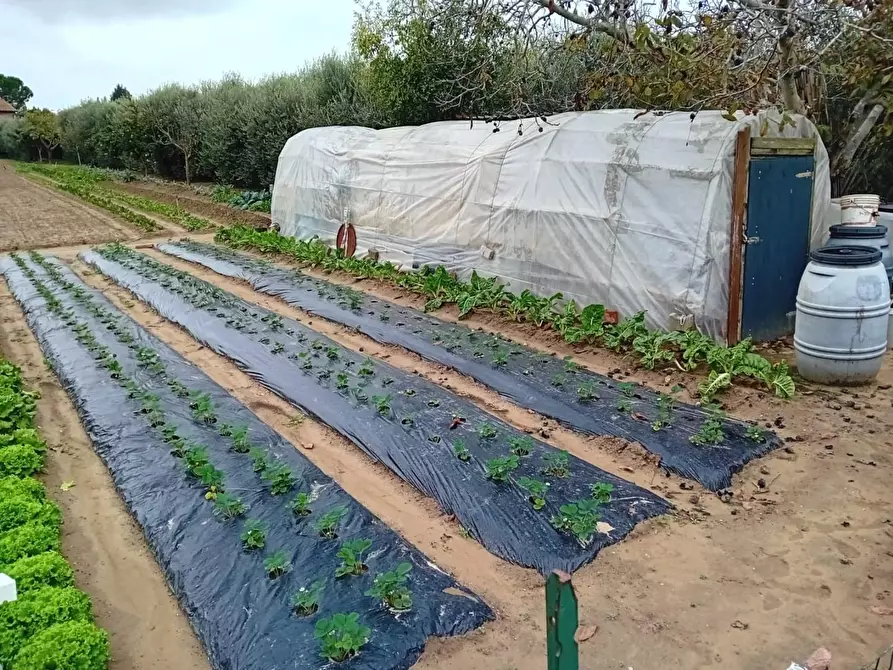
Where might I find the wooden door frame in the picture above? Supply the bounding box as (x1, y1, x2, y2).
(726, 133, 817, 345)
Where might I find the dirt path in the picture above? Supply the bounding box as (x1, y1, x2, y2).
(67, 247, 893, 670)
(0, 279, 209, 670)
(0, 163, 146, 250)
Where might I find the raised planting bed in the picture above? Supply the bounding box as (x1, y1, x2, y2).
(1, 252, 493, 669)
(157, 241, 781, 491)
(82, 244, 671, 574)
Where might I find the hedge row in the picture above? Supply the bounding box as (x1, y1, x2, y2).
(0, 359, 110, 669)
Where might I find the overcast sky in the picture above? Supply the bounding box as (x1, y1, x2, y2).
(1, 0, 356, 110)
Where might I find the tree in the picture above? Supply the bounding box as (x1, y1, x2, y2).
(386, 0, 892, 183)
(110, 84, 131, 102)
(141, 85, 203, 183)
(23, 108, 61, 161)
(0, 74, 33, 110)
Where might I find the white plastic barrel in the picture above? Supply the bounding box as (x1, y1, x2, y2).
(839, 194, 880, 226)
(825, 224, 892, 288)
(795, 246, 890, 385)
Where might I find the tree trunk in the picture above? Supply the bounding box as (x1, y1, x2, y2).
(832, 102, 884, 179)
(37, 146, 43, 162)
(183, 151, 191, 185)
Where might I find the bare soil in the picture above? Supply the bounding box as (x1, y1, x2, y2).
(0, 280, 209, 670)
(67, 244, 893, 670)
(110, 181, 271, 229)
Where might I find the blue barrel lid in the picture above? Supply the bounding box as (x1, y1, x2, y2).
(829, 224, 888, 238)
(811, 245, 882, 266)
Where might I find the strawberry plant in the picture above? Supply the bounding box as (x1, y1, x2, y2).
(358, 359, 375, 376)
(518, 477, 549, 510)
(240, 519, 267, 550)
(478, 423, 498, 440)
(325, 346, 339, 361)
(189, 391, 217, 424)
(315, 612, 371, 663)
(262, 463, 296, 495)
(590, 482, 614, 504)
(485, 455, 519, 482)
(452, 440, 470, 462)
(335, 373, 349, 389)
(334, 538, 372, 577)
(264, 550, 292, 579)
(366, 562, 413, 611)
(213, 493, 248, 520)
(316, 506, 347, 539)
(250, 447, 269, 473)
(651, 392, 676, 431)
(492, 351, 508, 366)
(542, 450, 570, 478)
(689, 403, 725, 445)
(292, 580, 324, 616)
(290, 492, 312, 517)
(371, 394, 392, 414)
(193, 463, 225, 497)
(551, 499, 602, 545)
(746, 424, 766, 443)
(508, 435, 533, 457)
(230, 425, 252, 453)
(184, 446, 210, 472)
(576, 382, 599, 402)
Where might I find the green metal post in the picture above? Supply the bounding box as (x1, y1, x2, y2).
(546, 570, 579, 670)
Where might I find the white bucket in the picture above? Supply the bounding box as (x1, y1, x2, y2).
(840, 194, 880, 226)
(888, 304, 893, 350)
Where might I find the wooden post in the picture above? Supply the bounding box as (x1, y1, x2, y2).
(546, 570, 579, 670)
(726, 127, 751, 346)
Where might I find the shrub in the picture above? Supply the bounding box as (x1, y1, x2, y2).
(0, 521, 60, 565)
(2, 551, 74, 594)
(0, 496, 61, 533)
(0, 444, 44, 478)
(11, 620, 110, 670)
(0, 586, 93, 664)
(0, 476, 45, 503)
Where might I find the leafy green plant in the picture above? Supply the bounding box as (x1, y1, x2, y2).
(616, 397, 632, 412)
(651, 390, 678, 431)
(478, 423, 498, 440)
(590, 482, 614, 504)
(315, 506, 347, 539)
(315, 612, 371, 663)
(0, 520, 60, 565)
(492, 351, 508, 366)
(9, 620, 109, 670)
(334, 538, 373, 577)
(452, 440, 470, 461)
(335, 372, 349, 389)
(0, 586, 93, 664)
(0, 444, 44, 478)
(542, 450, 570, 478)
(250, 447, 269, 473)
(264, 550, 292, 579)
(551, 499, 602, 546)
(230, 425, 252, 453)
(240, 519, 267, 550)
(184, 445, 210, 472)
(485, 455, 520, 482)
(508, 435, 534, 457)
(291, 491, 312, 517)
(689, 403, 726, 445)
(358, 358, 375, 376)
(746, 424, 766, 443)
(189, 391, 217, 424)
(366, 562, 413, 611)
(292, 580, 325, 617)
(2, 551, 74, 594)
(213, 493, 248, 520)
(518, 477, 550, 510)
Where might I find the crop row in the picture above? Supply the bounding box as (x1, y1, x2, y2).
(4, 252, 490, 668)
(15, 164, 211, 232)
(85, 243, 670, 573)
(214, 225, 795, 401)
(158, 241, 779, 491)
(0, 357, 110, 669)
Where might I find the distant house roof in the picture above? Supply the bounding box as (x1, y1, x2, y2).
(0, 97, 15, 114)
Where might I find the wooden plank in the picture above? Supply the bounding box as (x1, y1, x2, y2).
(727, 127, 751, 346)
(546, 571, 579, 670)
(750, 137, 815, 155)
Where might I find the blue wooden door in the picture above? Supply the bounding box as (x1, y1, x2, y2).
(740, 155, 815, 341)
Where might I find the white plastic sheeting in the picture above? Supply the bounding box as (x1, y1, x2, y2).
(272, 109, 831, 340)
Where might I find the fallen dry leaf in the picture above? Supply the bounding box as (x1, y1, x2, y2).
(869, 605, 893, 616)
(596, 521, 615, 535)
(631, 412, 649, 422)
(731, 620, 749, 630)
(574, 625, 599, 643)
(301, 443, 314, 450)
(60, 480, 75, 491)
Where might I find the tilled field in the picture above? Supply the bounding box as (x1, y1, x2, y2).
(0, 214, 891, 667)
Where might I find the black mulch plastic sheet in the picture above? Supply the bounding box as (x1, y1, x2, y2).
(81, 247, 671, 575)
(156, 241, 781, 491)
(0, 253, 494, 670)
